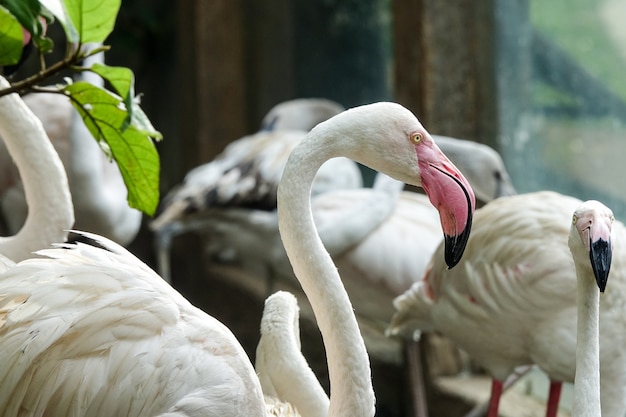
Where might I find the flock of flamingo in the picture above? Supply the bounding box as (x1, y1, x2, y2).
(0, 49, 622, 417)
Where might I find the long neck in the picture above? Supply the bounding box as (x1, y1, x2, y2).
(256, 293, 330, 417)
(277, 133, 375, 417)
(0, 76, 74, 261)
(572, 262, 602, 417)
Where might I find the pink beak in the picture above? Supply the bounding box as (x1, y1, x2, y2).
(417, 138, 476, 268)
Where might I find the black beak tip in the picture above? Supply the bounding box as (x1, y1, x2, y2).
(590, 238, 611, 293)
(444, 225, 472, 269)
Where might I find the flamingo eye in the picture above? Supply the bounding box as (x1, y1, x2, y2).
(411, 133, 423, 144)
(572, 215, 577, 225)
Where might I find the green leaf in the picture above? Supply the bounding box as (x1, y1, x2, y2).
(64, 81, 161, 216)
(40, 0, 78, 43)
(63, 0, 121, 43)
(89, 63, 132, 101)
(87, 62, 134, 126)
(0, 6, 24, 66)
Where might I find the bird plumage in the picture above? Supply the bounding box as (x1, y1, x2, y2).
(256, 291, 329, 417)
(389, 191, 626, 417)
(198, 136, 514, 364)
(0, 231, 266, 417)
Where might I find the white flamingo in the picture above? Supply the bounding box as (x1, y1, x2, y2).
(256, 291, 329, 417)
(276, 102, 475, 416)
(0, 97, 475, 416)
(389, 191, 626, 417)
(259, 98, 345, 131)
(0, 48, 142, 247)
(568, 200, 614, 417)
(0, 77, 74, 260)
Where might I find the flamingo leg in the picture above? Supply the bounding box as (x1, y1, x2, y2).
(487, 379, 503, 417)
(545, 381, 562, 417)
(405, 339, 429, 417)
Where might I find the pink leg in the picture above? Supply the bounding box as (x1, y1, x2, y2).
(487, 379, 503, 417)
(545, 381, 562, 417)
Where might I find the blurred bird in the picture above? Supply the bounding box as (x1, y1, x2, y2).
(150, 98, 362, 281)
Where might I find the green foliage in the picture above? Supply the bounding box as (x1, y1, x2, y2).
(62, 0, 121, 43)
(88, 63, 134, 128)
(65, 82, 161, 215)
(0, 6, 23, 65)
(0, 0, 162, 216)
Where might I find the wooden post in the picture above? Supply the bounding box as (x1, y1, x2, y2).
(392, 0, 530, 150)
(176, 1, 248, 175)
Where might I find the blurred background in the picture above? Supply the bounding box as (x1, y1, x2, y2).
(103, 0, 626, 221)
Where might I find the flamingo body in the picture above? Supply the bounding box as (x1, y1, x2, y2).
(389, 191, 626, 417)
(0, 232, 266, 417)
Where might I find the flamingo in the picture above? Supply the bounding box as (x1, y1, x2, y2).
(0, 48, 142, 247)
(428, 135, 516, 203)
(0, 95, 475, 416)
(568, 200, 614, 417)
(388, 191, 626, 417)
(259, 98, 345, 131)
(0, 76, 74, 260)
(256, 291, 329, 417)
(276, 101, 475, 416)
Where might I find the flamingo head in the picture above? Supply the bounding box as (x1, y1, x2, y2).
(414, 133, 475, 268)
(570, 200, 614, 292)
(311, 102, 476, 268)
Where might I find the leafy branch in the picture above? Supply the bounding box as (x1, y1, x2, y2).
(0, 45, 107, 97)
(0, 0, 162, 216)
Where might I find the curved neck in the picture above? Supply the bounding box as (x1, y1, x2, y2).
(0, 76, 74, 261)
(277, 133, 375, 417)
(572, 262, 601, 417)
(256, 292, 330, 417)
